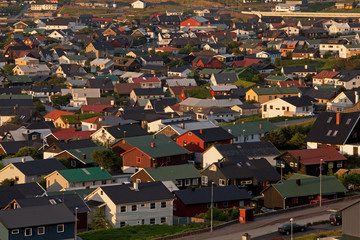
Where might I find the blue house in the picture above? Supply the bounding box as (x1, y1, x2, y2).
(0, 204, 75, 240)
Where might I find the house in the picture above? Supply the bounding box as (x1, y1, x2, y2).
(202, 157, 280, 195)
(256, 50, 281, 64)
(231, 104, 261, 116)
(326, 90, 359, 112)
(221, 121, 278, 144)
(275, 3, 300, 12)
(262, 174, 347, 209)
(59, 55, 87, 66)
(113, 57, 141, 71)
(192, 56, 222, 69)
(55, 64, 87, 80)
(129, 77, 161, 88)
(167, 66, 192, 78)
(14, 56, 39, 66)
(264, 75, 291, 86)
(179, 97, 242, 112)
(176, 127, 233, 154)
(210, 73, 238, 86)
(292, 49, 319, 60)
(0, 204, 75, 240)
(130, 88, 164, 106)
(43, 139, 98, 159)
(91, 125, 147, 146)
(12, 64, 50, 78)
(44, 110, 74, 122)
(210, 85, 238, 97)
(173, 186, 251, 217)
(85, 182, 174, 227)
(131, 164, 201, 189)
(246, 87, 300, 104)
(90, 58, 113, 71)
(44, 129, 95, 146)
(131, 0, 146, 8)
(0, 158, 66, 184)
(61, 88, 101, 107)
(202, 141, 281, 169)
(45, 167, 113, 192)
(312, 70, 340, 86)
(261, 95, 315, 118)
(319, 39, 348, 57)
(306, 112, 360, 156)
(119, 134, 190, 173)
(0, 140, 43, 155)
(85, 42, 114, 59)
(327, 22, 350, 35)
(53, 113, 100, 129)
(180, 16, 209, 27)
(13, 21, 28, 32)
(194, 107, 240, 124)
(144, 98, 179, 113)
(275, 148, 347, 177)
(340, 199, 360, 238)
(86, 78, 114, 94)
(281, 65, 317, 79)
(139, 55, 164, 66)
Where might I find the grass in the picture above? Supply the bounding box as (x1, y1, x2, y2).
(234, 79, 256, 88)
(294, 230, 341, 240)
(276, 58, 339, 71)
(60, 7, 121, 17)
(78, 224, 208, 240)
(61, 113, 101, 123)
(221, 114, 312, 125)
(307, 2, 334, 12)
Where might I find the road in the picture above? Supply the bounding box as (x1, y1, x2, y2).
(8, 4, 29, 21)
(174, 197, 358, 240)
(242, 10, 360, 18)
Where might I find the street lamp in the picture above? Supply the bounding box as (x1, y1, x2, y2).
(74, 207, 79, 240)
(290, 218, 294, 240)
(285, 118, 288, 126)
(243, 129, 246, 143)
(210, 182, 214, 232)
(320, 158, 323, 207)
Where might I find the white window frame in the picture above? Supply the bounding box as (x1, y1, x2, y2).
(25, 228, 32, 236)
(185, 179, 191, 186)
(219, 179, 226, 186)
(37, 226, 45, 235)
(11, 229, 19, 235)
(192, 178, 198, 185)
(202, 176, 208, 186)
(131, 205, 137, 212)
(57, 224, 64, 233)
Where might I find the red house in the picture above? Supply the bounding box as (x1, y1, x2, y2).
(192, 56, 223, 69)
(180, 17, 208, 27)
(232, 58, 263, 68)
(174, 185, 251, 217)
(176, 128, 233, 153)
(119, 134, 190, 173)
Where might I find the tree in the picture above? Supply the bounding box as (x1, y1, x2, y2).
(3, 64, 15, 74)
(179, 44, 199, 54)
(77, 27, 93, 34)
(33, 97, 45, 112)
(5, 147, 42, 160)
(0, 178, 16, 186)
(91, 150, 122, 172)
(51, 93, 72, 106)
(89, 208, 112, 230)
(343, 173, 360, 190)
(0, 162, 4, 170)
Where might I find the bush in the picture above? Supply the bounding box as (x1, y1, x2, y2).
(199, 207, 239, 222)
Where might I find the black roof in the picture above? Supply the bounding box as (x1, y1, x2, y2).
(52, 139, 97, 151)
(0, 140, 43, 155)
(301, 87, 336, 100)
(0, 99, 33, 107)
(87, 78, 114, 91)
(305, 111, 360, 145)
(105, 124, 147, 138)
(212, 73, 238, 85)
(281, 95, 315, 107)
(12, 158, 66, 176)
(175, 185, 251, 205)
(25, 121, 55, 130)
(91, 41, 114, 51)
(282, 66, 317, 74)
(0, 182, 45, 208)
(0, 204, 74, 229)
(149, 98, 178, 113)
(99, 181, 174, 205)
(133, 88, 164, 96)
(214, 142, 280, 158)
(190, 127, 234, 142)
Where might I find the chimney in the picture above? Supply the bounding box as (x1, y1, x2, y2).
(200, 129, 203, 134)
(259, 123, 262, 130)
(336, 112, 340, 125)
(22, 157, 25, 163)
(298, 92, 302, 98)
(296, 179, 301, 186)
(100, 166, 104, 170)
(242, 233, 251, 240)
(151, 142, 155, 148)
(233, 121, 236, 125)
(333, 68, 335, 72)
(76, 115, 79, 120)
(133, 182, 139, 191)
(83, 154, 86, 159)
(181, 123, 184, 129)
(304, 65, 308, 70)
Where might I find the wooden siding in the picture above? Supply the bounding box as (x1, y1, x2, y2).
(343, 202, 360, 237)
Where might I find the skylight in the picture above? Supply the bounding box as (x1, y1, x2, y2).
(327, 117, 333, 123)
(346, 119, 351, 125)
(326, 130, 332, 136)
(333, 130, 338, 136)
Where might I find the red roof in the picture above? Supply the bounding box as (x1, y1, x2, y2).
(313, 70, 339, 79)
(170, 86, 200, 96)
(232, 58, 262, 68)
(81, 116, 103, 124)
(81, 105, 114, 113)
(155, 46, 178, 52)
(44, 110, 74, 120)
(287, 148, 346, 166)
(168, 103, 180, 112)
(131, 77, 160, 84)
(92, 18, 113, 22)
(52, 130, 96, 140)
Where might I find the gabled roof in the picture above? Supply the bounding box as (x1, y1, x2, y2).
(250, 86, 300, 95)
(49, 139, 98, 152)
(64, 146, 107, 164)
(81, 105, 113, 113)
(11, 158, 66, 176)
(174, 185, 251, 205)
(0, 204, 74, 229)
(313, 70, 339, 79)
(270, 175, 347, 198)
(44, 110, 74, 120)
(148, 98, 179, 112)
(141, 164, 201, 183)
(284, 148, 347, 165)
(305, 112, 360, 145)
(221, 121, 278, 136)
(282, 66, 317, 74)
(55, 167, 112, 183)
(186, 127, 234, 142)
(103, 125, 147, 139)
(0, 182, 45, 208)
(212, 73, 238, 85)
(50, 129, 95, 141)
(93, 181, 174, 205)
(0, 140, 43, 155)
(133, 88, 164, 96)
(280, 95, 315, 107)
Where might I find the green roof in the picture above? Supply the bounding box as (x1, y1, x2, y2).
(345, 44, 360, 49)
(306, 39, 321, 45)
(67, 146, 107, 164)
(265, 75, 289, 81)
(221, 121, 278, 136)
(61, 113, 101, 124)
(123, 134, 188, 158)
(114, 48, 131, 55)
(315, 85, 342, 92)
(199, 68, 222, 75)
(144, 164, 200, 184)
(66, 55, 87, 60)
(272, 175, 347, 198)
(251, 86, 300, 95)
(94, 75, 119, 82)
(0, 95, 32, 100)
(288, 173, 317, 179)
(57, 167, 112, 183)
(7, 76, 32, 83)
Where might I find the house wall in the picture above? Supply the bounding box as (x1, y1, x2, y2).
(0, 165, 25, 184)
(122, 148, 152, 173)
(263, 186, 284, 209)
(8, 223, 74, 240)
(91, 129, 116, 146)
(342, 202, 360, 237)
(0, 222, 8, 240)
(176, 133, 205, 152)
(87, 190, 118, 227)
(111, 140, 134, 155)
(202, 147, 223, 169)
(131, 169, 154, 183)
(155, 126, 179, 140)
(81, 122, 97, 131)
(46, 172, 69, 192)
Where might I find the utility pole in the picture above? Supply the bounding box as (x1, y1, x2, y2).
(320, 159, 323, 207)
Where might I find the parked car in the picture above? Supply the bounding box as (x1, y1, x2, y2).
(278, 222, 306, 235)
(329, 213, 342, 225)
(310, 198, 328, 204)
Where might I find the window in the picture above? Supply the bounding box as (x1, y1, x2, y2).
(327, 117, 333, 123)
(177, 180, 183, 187)
(38, 226, 45, 235)
(333, 130, 338, 136)
(161, 217, 166, 224)
(337, 162, 343, 168)
(326, 130, 333, 136)
(219, 179, 226, 186)
(193, 178, 198, 185)
(290, 162, 294, 167)
(161, 202, 166, 208)
(25, 228, 32, 236)
(120, 206, 126, 212)
(241, 180, 252, 185)
(223, 202, 228, 208)
(270, 105, 273, 110)
(150, 203, 155, 209)
(102, 180, 107, 185)
(136, 157, 141, 163)
(57, 224, 64, 233)
(202, 176, 208, 186)
(346, 118, 352, 125)
(120, 221, 126, 227)
(183, 141, 187, 147)
(141, 219, 145, 225)
(132, 205, 137, 211)
(11, 229, 19, 234)
(150, 218, 155, 224)
(185, 179, 191, 186)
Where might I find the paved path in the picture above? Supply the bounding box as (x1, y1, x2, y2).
(174, 197, 358, 240)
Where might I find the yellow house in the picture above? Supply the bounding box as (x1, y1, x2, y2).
(15, 56, 39, 66)
(245, 87, 300, 104)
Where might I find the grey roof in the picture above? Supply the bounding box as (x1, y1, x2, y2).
(105, 124, 147, 139)
(1, 156, 34, 166)
(0, 183, 45, 209)
(174, 185, 251, 205)
(12, 158, 66, 176)
(213, 141, 280, 158)
(301, 88, 336, 100)
(161, 120, 216, 135)
(281, 95, 315, 107)
(52, 139, 98, 151)
(99, 181, 174, 205)
(212, 73, 238, 85)
(149, 98, 178, 112)
(0, 140, 43, 155)
(189, 127, 234, 142)
(91, 41, 114, 51)
(133, 88, 164, 96)
(0, 204, 74, 229)
(99, 116, 138, 126)
(282, 66, 317, 75)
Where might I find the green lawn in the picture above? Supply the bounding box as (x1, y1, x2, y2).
(307, 2, 334, 12)
(294, 230, 341, 240)
(234, 79, 256, 88)
(220, 115, 313, 125)
(78, 224, 208, 240)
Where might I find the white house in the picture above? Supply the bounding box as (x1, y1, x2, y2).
(61, 88, 101, 107)
(90, 58, 114, 71)
(256, 51, 281, 64)
(12, 64, 50, 77)
(194, 107, 240, 124)
(147, 116, 192, 132)
(84, 182, 174, 227)
(131, 0, 146, 8)
(326, 91, 358, 112)
(275, 4, 300, 12)
(262, 95, 314, 118)
(327, 22, 350, 35)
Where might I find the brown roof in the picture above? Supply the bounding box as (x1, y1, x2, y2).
(114, 83, 141, 95)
